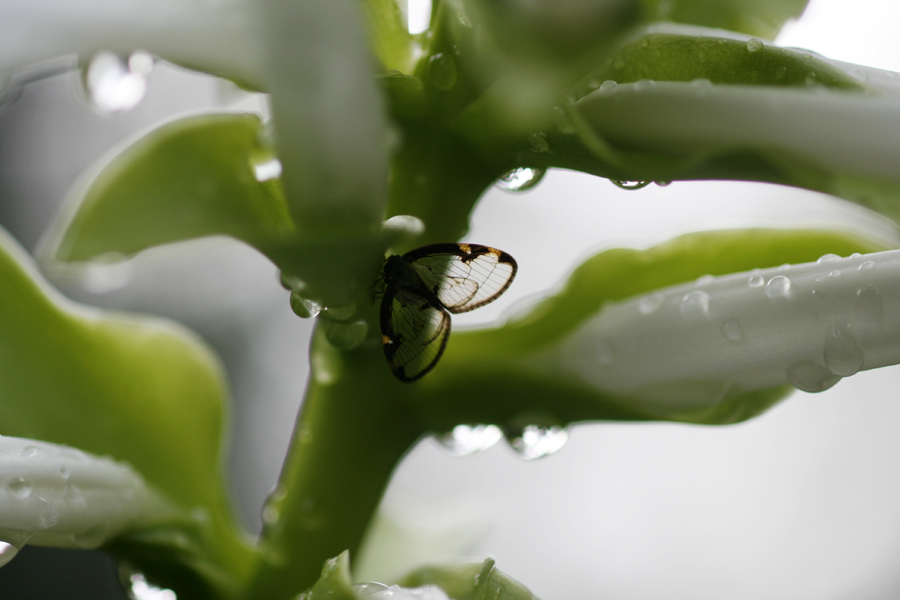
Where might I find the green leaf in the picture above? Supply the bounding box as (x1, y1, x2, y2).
(43, 113, 294, 263)
(420, 229, 889, 427)
(361, 0, 417, 72)
(399, 558, 541, 600)
(0, 227, 253, 597)
(304, 552, 357, 600)
(640, 0, 809, 39)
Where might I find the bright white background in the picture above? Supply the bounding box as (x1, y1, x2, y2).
(1, 1, 900, 598)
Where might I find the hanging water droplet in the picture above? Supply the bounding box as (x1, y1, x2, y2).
(720, 319, 743, 343)
(654, 180, 671, 187)
(290, 291, 321, 318)
(85, 51, 153, 114)
(786, 362, 841, 393)
(854, 285, 884, 327)
(528, 132, 549, 153)
(637, 292, 665, 314)
(437, 425, 503, 456)
(599, 79, 617, 93)
(7, 477, 32, 499)
(746, 38, 763, 52)
(823, 322, 864, 377)
(506, 425, 568, 460)
(859, 261, 876, 271)
(748, 275, 765, 288)
(817, 253, 841, 263)
(427, 53, 458, 90)
(128, 571, 177, 600)
(610, 180, 650, 190)
(766, 275, 791, 299)
(680, 290, 711, 320)
(496, 167, 546, 191)
(322, 319, 368, 350)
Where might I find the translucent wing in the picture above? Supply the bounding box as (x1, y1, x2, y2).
(380, 286, 451, 382)
(403, 243, 518, 314)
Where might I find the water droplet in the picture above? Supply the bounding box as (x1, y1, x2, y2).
(720, 319, 743, 342)
(290, 291, 320, 318)
(766, 276, 791, 299)
(252, 157, 282, 182)
(654, 180, 671, 187)
(850, 253, 862, 259)
(86, 51, 153, 114)
(823, 322, 864, 377)
(506, 425, 568, 460)
(748, 275, 765, 288)
(36, 497, 59, 530)
(805, 72, 817, 85)
(7, 478, 32, 499)
(859, 260, 876, 271)
(21, 446, 41, 458)
(129, 571, 177, 600)
(638, 292, 665, 314)
(854, 286, 884, 327)
(353, 582, 391, 599)
(438, 424, 503, 456)
(322, 304, 357, 321)
(786, 362, 841, 393)
(73, 523, 108, 549)
(613, 56, 625, 70)
(801, 52, 812, 60)
(696, 274, 715, 285)
(528, 132, 549, 153)
(278, 271, 305, 291)
(680, 290, 711, 320)
(427, 53, 458, 90)
(610, 180, 650, 190)
(322, 319, 368, 350)
(496, 167, 546, 191)
(850, 67, 869, 83)
(817, 253, 841, 263)
(775, 66, 787, 80)
(746, 38, 763, 52)
(599, 79, 617, 92)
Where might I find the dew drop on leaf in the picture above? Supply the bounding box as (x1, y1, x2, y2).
(599, 79, 617, 92)
(855, 286, 884, 327)
(528, 132, 549, 153)
(610, 180, 650, 190)
(746, 38, 763, 52)
(720, 318, 743, 343)
(437, 424, 503, 456)
(506, 425, 568, 460)
(680, 290, 711, 320)
(748, 275, 765, 288)
(765, 275, 791, 299)
(427, 53, 458, 90)
(786, 362, 840, 393)
(86, 51, 153, 114)
(496, 167, 546, 192)
(823, 322, 864, 377)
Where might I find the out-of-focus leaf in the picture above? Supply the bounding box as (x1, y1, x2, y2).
(42, 113, 294, 263)
(640, 0, 809, 40)
(0, 226, 253, 597)
(361, 0, 417, 72)
(399, 558, 541, 600)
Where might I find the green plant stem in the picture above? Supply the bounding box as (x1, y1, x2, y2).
(246, 327, 422, 600)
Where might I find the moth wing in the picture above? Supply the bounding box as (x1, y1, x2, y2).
(404, 243, 518, 314)
(380, 286, 451, 382)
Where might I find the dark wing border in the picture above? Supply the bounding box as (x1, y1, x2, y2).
(402, 243, 518, 314)
(380, 286, 452, 382)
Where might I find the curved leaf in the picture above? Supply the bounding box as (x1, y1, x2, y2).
(0, 226, 253, 596)
(640, 0, 809, 40)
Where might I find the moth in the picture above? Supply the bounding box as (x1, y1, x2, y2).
(380, 243, 518, 382)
